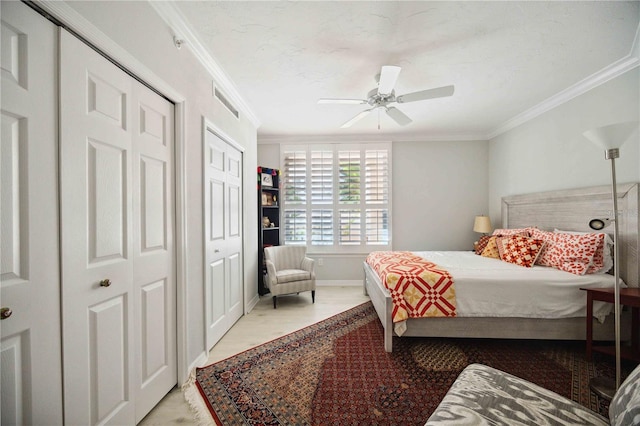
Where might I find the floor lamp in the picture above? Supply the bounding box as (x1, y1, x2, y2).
(583, 120, 639, 397)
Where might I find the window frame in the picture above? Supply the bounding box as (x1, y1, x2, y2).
(280, 142, 392, 254)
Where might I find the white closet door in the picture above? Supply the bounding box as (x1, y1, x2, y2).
(132, 77, 177, 423)
(60, 29, 176, 425)
(60, 27, 135, 425)
(204, 129, 244, 349)
(0, 2, 63, 424)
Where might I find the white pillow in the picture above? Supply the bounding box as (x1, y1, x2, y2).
(554, 229, 613, 274)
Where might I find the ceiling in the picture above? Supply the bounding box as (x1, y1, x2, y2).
(171, 1, 639, 140)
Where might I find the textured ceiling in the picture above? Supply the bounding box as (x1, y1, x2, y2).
(174, 1, 639, 139)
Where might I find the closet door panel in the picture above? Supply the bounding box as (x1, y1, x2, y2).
(88, 296, 129, 422)
(132, 78, 176, 424)
(226, 146, 244, 321)
(87, 139, 128, 262)
(60, 28, 135, 426)
(0, 2, 62, 424)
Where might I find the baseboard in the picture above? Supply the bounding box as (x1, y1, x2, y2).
(186, 351, 209, 380)
(316, 280, 362, 287)
(246, 292, 260, 313)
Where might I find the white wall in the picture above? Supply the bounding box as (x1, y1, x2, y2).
(488, 68, 640, 226)
(64, 1, 259, 376)
(258, 139, 489, 281)
(393, 140, 489, 251)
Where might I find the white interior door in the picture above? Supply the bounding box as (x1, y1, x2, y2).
(60, 28, 176, 425)
(204, 128, 244, 350)
(0, 2, 63, 424)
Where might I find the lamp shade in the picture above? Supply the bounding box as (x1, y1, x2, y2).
(473, 215, 492, 234)
(583, 121, 639, 150)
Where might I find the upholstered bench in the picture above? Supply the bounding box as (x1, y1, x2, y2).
(425, 363, 640, 425)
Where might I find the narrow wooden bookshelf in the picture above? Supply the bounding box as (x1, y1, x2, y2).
(258, 166, 280, 295)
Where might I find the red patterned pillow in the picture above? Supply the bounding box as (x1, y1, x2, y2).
(497, 235, 545, 267)
(530, 229, 553, 265)
(492, 228, 533, 237)
(494, 236, 510, 258)
(475, 235, 492, 255)
(481, 236, 500, 259)
(531, 229, 602, 275)
(586, 234, 606, 274)
(492, 231, 530, 256)
(553, 230, 608, 274)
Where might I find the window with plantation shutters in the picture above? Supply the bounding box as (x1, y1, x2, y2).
(281, 143, 391, 252)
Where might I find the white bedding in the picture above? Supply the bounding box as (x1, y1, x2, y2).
(411, 251, 621, 322)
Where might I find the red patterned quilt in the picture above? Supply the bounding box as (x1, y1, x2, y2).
(366, 251, 456, 330)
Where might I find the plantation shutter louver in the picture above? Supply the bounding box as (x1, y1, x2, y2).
(338, 150, 361, 204)
(283, 150, 306, 203)
(283, 149, 307, 245)
(365, 150, 389, 244)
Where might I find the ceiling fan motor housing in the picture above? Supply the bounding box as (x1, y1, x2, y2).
(367, 88, 395, 107)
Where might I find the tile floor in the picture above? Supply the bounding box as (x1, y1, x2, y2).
(139, 285, 370, 425)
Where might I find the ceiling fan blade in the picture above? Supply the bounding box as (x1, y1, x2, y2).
(318, 98, 368, 105)
(377, 65, 401, 95)
(385, 107, 412, 126)
(341, 109, 373, 128)
(396, 85, 455, 104)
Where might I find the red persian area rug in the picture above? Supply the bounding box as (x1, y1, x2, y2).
(189, 302, 624, 425)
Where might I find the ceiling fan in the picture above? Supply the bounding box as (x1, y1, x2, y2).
(318, 65, 454, 128)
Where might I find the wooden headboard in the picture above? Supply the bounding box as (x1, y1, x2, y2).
(501, 183, 639, 287)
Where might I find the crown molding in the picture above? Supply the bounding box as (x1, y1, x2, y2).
(487, 22, 640, 140)
(258, 133, 486, 144)
(149, 1, 261, 128)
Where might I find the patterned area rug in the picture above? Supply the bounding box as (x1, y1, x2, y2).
(193, 302, 622, 425)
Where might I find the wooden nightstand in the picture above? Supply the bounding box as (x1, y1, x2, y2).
(581, 287, 640, 362)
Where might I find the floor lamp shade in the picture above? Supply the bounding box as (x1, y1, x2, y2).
(583, 121, 638, 151)
(582, 120, 638, 394)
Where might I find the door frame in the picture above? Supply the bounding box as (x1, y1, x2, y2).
(34, 1, 191, 383)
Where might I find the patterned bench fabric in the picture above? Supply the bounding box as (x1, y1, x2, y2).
(425, 363, 608, 426)
(609, 362, 640, 425)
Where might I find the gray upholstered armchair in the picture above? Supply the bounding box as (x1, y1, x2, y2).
(264, 246, 316, 309)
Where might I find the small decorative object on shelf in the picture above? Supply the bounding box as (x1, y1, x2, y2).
(258, 166, 280, 295)
(261, 172, 273, 187)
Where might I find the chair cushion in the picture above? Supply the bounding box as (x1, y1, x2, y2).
(610, 363, 640, 425)
(266, 246, 307, 270)
(276, 269, 311, 284)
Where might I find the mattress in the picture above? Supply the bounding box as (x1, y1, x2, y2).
(409, 251, 621, 322)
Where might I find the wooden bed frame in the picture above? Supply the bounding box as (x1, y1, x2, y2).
(364, 183, 640, 352)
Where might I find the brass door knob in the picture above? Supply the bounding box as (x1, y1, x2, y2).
(99, 279, 112, 287)
(0, 307, 12, 320)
